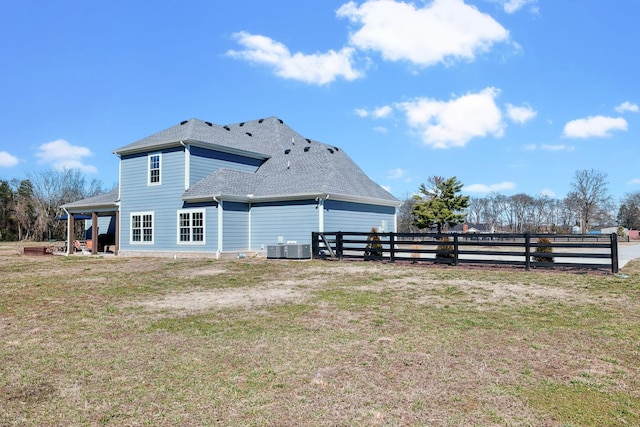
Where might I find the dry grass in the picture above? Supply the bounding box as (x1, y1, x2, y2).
(1, 244, 639, 426)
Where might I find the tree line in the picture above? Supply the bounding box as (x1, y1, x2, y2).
(400, 169, 640, 234)
(1, 167, 639, 242)
(0, 169, 111, 242)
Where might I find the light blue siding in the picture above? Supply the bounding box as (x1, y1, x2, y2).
(119, 147, 214, 253)
(116, 145, 395, 254)
(250, 200, 318, 250)
(222, 202, 249, 251)
(324, 200, 396, 233)
(190, 146, 262, 185)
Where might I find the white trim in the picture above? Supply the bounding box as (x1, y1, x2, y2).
(248, 202, 252, 250)
(183, 191, 399, 207)
(217, 200, 223, 252)
(184, 143, 190, 190)
(176, 208, 206, 245)
(318, 198, 325, 233)
(148, 152, 162, 186)
(130, 211, 154, 245)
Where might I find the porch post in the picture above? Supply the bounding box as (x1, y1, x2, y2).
(66, 213, 75, 256)
(91, 213, 98, 255)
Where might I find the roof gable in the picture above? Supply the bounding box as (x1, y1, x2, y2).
(182, 117, 399, 205)
(113, 118, 270, 159)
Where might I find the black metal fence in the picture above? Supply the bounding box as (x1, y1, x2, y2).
(311, 232, 619, 273)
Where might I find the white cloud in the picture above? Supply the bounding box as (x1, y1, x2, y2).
(506, 103, 537, 124)
(396, 87, 505, 148)
(373, 126, 389, 134)
(0, 151, 19, 168)
(387, 168, 406, 179)
(372, 105, 393, 118)
(523, 144, 536, 151)
(563, 115, 628, 138)
(539, 188, 555, 198)
(628, 178, 640, 185)
(227, 31, 363, 85)
(501, 0, 537, 14)
(464, 181, 516, 193)
(354, 108, 369, 118)
(355, 105, 393, 119)
(36, 139, 97, 174)
(337, 0, 509, 67)
(615, 101, 639, 113)
(541, 144, 574, 151)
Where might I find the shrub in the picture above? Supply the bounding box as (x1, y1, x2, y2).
(364, 227, 383, 259)
(533, 237, 554, 263)
(436, 236, 454, 259)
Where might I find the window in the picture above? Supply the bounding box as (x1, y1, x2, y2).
(148, 153, 161, 185)
(131, 212, 154, 244)
(178, 209, 205, 244)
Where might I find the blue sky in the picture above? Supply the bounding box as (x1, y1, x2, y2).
(1, 0, 639, 202)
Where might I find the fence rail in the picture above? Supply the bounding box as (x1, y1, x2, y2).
(311, 232, 619, 273)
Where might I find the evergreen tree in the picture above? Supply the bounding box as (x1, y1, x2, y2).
(412, 176, 469, 233)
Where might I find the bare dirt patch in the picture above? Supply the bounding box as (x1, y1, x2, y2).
(138, 285, 308, 313)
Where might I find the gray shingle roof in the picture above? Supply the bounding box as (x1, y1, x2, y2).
(181, 117, 399, 205)
(62, 187, 119, 209)
(113, 118, 270, 159)
(71, 117, 399, 209)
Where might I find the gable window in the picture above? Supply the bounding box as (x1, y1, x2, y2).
(178, 209, 205, 244)
(131, 212, 154, 244)
(148, 153, 161, 185)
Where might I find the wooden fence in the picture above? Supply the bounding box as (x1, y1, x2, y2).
(311, 232, 619, 273)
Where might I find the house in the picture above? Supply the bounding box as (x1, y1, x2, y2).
(61, 117, 400, 256)
(449, 223, 494, 234)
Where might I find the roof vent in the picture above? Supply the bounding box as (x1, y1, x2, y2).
(259, 119, 264, 123)
(223, 126, 230, 131)
(327, 148, 334, 154)
(239, 122, 245, 127)
(180, 120, 188, 125)
(306, 138, 311, 143)
(284, 149, 291, 154)
(278, 119, 283, 124)
(334, 147, 339, 152)
(304, 146, 310, 152)
(246, 132, 252, 137)
(205, 121, 212, 126)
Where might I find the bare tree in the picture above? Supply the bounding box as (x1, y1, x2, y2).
(397, 195, 420, 233)
(28, 168, 107, 240)
(566, 169, 612, 232)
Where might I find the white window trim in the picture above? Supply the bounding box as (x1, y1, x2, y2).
(177, 208, 206, 245)
(148, 152, 162, 186)
(130, 211, 154, 245)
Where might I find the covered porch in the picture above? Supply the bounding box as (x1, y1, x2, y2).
(60, 188, 120, 256)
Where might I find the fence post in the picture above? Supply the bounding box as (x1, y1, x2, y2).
(453, 234, 459, 266)
(524, 232, 531, 271)
(336, 232, 343, 260)
(610, 233, 619, 274)
(389, 232, 395, 263)
(311, 232, 318, 259)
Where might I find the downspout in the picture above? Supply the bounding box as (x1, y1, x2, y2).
(214, 196, 223, 259)
(316, 194, 329, 233)
(179, 140, 190, 190)
(247, 195, 253, 252)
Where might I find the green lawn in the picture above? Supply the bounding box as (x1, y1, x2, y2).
(1, 244, 639, 426)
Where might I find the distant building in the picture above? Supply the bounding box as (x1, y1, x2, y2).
(448, 223, 494, 234)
